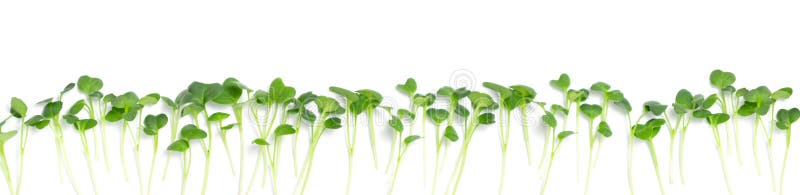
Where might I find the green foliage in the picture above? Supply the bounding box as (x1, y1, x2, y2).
(180, 124, 207, 140)
(426, 108, 449, 124)
(580, 104, 602, 119)
(444, 126, 459, 142)
(274, 124, 297, 136)
(776, 108, 800, 130)
(709, 69, 736, 90)
(10, 97, 27, 118)
(77, 75, 104, 95)
(550, 73, 570, 91)
(396, 78, 417, 96)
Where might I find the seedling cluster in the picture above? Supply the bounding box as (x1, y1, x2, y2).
(0, 70, 798, 195)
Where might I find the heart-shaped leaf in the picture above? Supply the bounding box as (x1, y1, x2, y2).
(77, 75, 104, 95)
(180, 124, 207, 140)
(274, 124, 296, 136)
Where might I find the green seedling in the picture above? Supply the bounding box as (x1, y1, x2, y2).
(10, 97, 36, 195)
(579, 103, 608, 195)
(431, 86, 468, 195)
(709, 70, 737, 160)
(386, 78, 417, 174)
(775, 108, 799, 195)
(729, 87, 749, 166)
(0, 117, 19, 195)
(43, 85, 83, 195)
(247, 78, 296, 194)
(294, 95, 343, 195)
(387, 111, 421, 195)
(287, 92, 316, 178)
(184, 81, 224, 195)
(161, 91, 193, 181)
(737, 86, 773, 178)
(668, 90, 711, 184)
(167, 124, 207, 195)
(71, 118, 100, 194)
(705, 113, 733, 195)
(105, 91, 141, 182)
(76, 76, 106, 170)
(447, 91, 497, 195)
(413, 92, 434, 186)
(208, 77, 251, 194)
(510, 85, 537, 166)
(763, 87, 792, 191)
(426, 107, 455, 195)
(627, 101, 667, 195)
(143, 114, 168, 195)
(540, 108, 575, 195)
(633, 118, 667, 195)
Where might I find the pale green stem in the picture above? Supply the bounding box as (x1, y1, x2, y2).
(646, 140, 665, 195)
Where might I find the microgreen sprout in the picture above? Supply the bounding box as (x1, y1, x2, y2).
(737, 86, 773, 177)
(540, 107, 575, 195)
(0, 116, 18, 195)
(294, 95, 343, 195)
(446, 91, 497, 195)
(775, 108, 798, 195)
(704, 113, 733, 195)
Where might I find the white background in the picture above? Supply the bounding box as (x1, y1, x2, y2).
(2, 0, 800, 195)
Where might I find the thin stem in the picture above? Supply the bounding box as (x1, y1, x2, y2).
(779, 128, 790, 195)
(147, 132, 159, 195)
(541, 141, 562, 195)
(368, 110, 379, 169)
(0, 145, 15, 195)
(626, 113, 635, 195)
(754, 116, 763, 175)
(646, 140, 665, 195)
(15, 121, 28, 195)
(121, 121, 130, 181)
(521, 106, 533, 165)
(80, 133, 99, 194)
(389, 145, 410, 195)
(712, 125, 734, 195)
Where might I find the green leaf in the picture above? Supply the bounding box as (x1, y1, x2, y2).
(62, 115, 79, 124)
(692, 109, 712, 118)
(776, 108, 800, 130)
(613, 98, 632, 113)
(167, 139, 190, 152)
(549, 73, 570, 91)
(426, 108, 449, 124)
(412, 93, 435, 108)
(557, 131, 575, 140)
(330, 86, 359, 103)
(398, 109, 415, 120)
(606, 90, 625, 102)
(180, 103, 204, 117)
(10, 97, 27, 118)
(468, 92, 496, 110)
(551, 105, 569, 115)
(396, 78, 417, 95)
(357, 89, 384, 109)
(213, 77, 248, 105)
(207, 112, 230, 122)
(180, 124, 207, 140)
(478, 113, 496, 125)
(706, 113, 730, 126)
(301, 108, 316, 122)
(295, 92, 317, 106)
(644, 101, 667, 116)
(42, 101, 63, 118)
(579, 104, 602, 119)
(567, 89, 590, 103)
(444, 126, 458, 142)
(709, 69, 736, 90)
(253, 90, 269, 105)
(77, 75, 103, 95)
(542, 112, 557, 128)
(73, 119, 97, 132)
(61, 83, 76, 95)
(188, 82, 223, 106)
(252, 138, 269, 146)
(162, 97, 178, 110)
(144, 114, 168, 133)
(772, 87, 793, 100)
(675, 89, 693, 108)
(68, 100, 86, 115)
(404, 135, 422, 145)
(597, 121, 612, 137)
(314, 96, 343, 115)
(105, 108, 123, 122)
(90, 91, 103, 99)
(323, 117, 342, 130)
(274, 124, 296, 136)
(389, 116, 403, 132)
(744, 86, 772, 104)
(510, 85, 536, 101)
(0, 131, 18, 144)
(24, 115, 50, 129)
(590, 82, 611, 92)
(112, 92, 139, 109)
(703, 94, 718, 109)
(139, 93, 161, 105)
(483, 82, 512, 99)
(735, 88, 749, 97)
(454, 104, 470, 118)
(221, 124, 236, 131)
(102, 93, 116, 103)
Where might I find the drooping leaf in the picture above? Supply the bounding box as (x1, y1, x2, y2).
(324, 117, 342, 129)
(454, 104, 470, 118)
(314, 96, 344, 115)
(68, 100, 86, 115)
(403, 135, 422, 145)
(483, 82, 512, 99)
(330, 86, 359, 103)
(0, 131, 18, 144)
(444, 126, 459, 142)
(357, 89, 384, 109)
(62, 114, 79, 124)
(597, 121, 612, 137)
(478, 113, 496, 125)
(73, 119, 98, 132)
(180, 124, 207, 140)
(138, 93, 161, 105)
(252, 138, 269, 146)
(162, 97, 178, 110)
(557, 131, 575, 140)
(468, 92, 495, 110)
(643, 101, 667, 116)
(705, 113, 730, 126)
(542, 112, 557, 128)
(613, 98, 632, 113)
(389, 116, 403, 133)
(207, 112, 230, 122)
(274, 124, 296, 136)
(167, 139, 190, 152)
(606, 90, 625, 102)
(24, 115, 50, 129)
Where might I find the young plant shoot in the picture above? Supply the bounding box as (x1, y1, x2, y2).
(540, 108, 575, 195)
(161, 91, 193, 180)
(76, 75, 106, 170)
(578, 103, 607, 195)
(184, 81, 224, 195)
(775, 108, 799, 195)
(387, 111, 421, 195)
(11, 97, 44, 195)
(105, 92, 141, 182)
(737, 86, 773, 178)
(0, 117, 18, 195)
(633, 101, 668, 195)
(167, 124, 207, 195)
(709, 70, 737, 160)
(447, 91, 497, 195)
(143, 114, 168, 195)
(295, 95, 343, 195)
(288, 92, 317, 177)
(670, 90, 712, 184)
(43, 83, 83, 194)
(64, 99, 102, 194)
(482, 81, 519, 194)
(764, 87, 792, 191)
(431, 86, 468, 195)
(210, 77, 251, 194)
(705, 113, 733, 195)
(387, 78, 416, 173)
